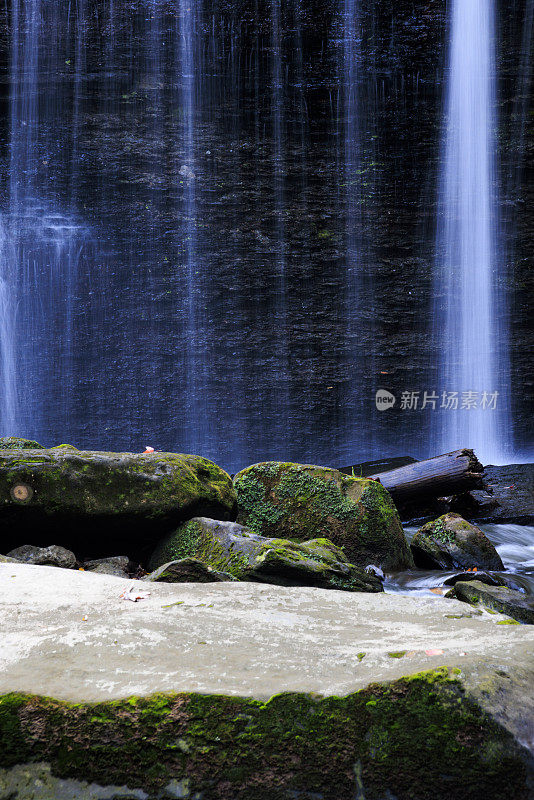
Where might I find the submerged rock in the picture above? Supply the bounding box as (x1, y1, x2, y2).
(0, 448, 237, 558)
(443, 571, 505, 588)
(411, 513, 504, 571)
(233, 461, 413, 571)
(148, 517, 384, 592)
(144, 557, 235, 583)
(449, 580, 534, 625)
(6, 544, 77, 569)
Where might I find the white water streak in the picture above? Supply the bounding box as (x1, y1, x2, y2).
(434, 0, 508, 464)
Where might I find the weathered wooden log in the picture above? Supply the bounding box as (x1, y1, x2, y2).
(368, 449, 485, 503)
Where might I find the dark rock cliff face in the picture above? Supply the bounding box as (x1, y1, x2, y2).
(0, 0, 530, 469)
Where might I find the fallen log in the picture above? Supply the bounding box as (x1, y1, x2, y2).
(368, 449, 485, 503)
(338, 456, 417, 478)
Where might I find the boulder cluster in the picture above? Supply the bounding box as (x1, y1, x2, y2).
(0, 436, 531, 621)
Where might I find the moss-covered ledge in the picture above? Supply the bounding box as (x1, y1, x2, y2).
(0, 668, 530, 800)
(0, 449, 237, 558)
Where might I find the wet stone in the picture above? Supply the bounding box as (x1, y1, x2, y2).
(449, 580, 534, 625)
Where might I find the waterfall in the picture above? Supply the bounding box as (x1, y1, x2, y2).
(5, 0, 94, 441)
(433, 0, 509, 465)
(342, 0, 369, 455)
(343, 0, 361, 281)
(177, 0, 207, 454)
(0, 223, 17, 434)
(0, 0, 527, 468)
(271, 0, 290, 445)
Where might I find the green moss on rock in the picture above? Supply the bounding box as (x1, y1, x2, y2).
(148, 518, 383, 592)
(450, 580, 534, 625)
(0, 437, 43, 450)
(411, 513, 504, 571)
(148, 518, 252, 577)
(233, 462, 413, 571)
(0, 669, 530, 799)
(0, 450, 237, 523)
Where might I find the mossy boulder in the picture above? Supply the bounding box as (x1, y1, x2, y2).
(0, 668, 531, 799)
(233, 462, 413, 571)
(411, 513, 504, 571)
(144, 556, 236, 583)
(0, 437, 43, 450)
(0, 449, 237, 559)
(148, 517, 384, 592)
(449, 580, 534, 624)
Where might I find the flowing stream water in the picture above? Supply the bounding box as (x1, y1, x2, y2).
(387, 524, 534, 598)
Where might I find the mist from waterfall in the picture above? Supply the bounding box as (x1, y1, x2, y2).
(433, 0, 509, 465)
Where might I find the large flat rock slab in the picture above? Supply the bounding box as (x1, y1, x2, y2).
(1, 564, 533, 800)
(1, 563, 532, 704)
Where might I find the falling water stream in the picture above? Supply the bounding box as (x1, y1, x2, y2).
(177, 0, 207, 454)
(5, 0, 96, 440)
(0, 223, 16, 433)
(433, 0, 509, 466)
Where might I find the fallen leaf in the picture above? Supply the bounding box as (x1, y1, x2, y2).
(430, 588, 444, 595)
(425, 649, 444, 656)
(120, 586, 151, 603)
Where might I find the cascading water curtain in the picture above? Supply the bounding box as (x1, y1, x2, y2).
(433, 0, 510, 465)
(0, 222, 17, 433)
(341, 0, 368, 456)
(176, 0, 210, 455)
(271, 0, 290, 445)
(6, 0, 94, 443)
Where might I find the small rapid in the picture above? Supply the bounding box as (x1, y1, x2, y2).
(385, 523, 534, 597)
